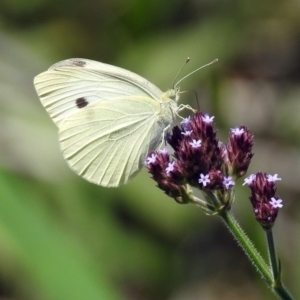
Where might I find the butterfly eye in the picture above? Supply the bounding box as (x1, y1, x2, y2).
(76, 97, 89, 109)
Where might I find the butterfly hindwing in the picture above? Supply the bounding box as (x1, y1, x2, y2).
(59, 97, 168, 187)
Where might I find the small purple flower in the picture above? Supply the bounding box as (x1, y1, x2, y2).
(202, 114, 215, 124)
(198, 173, 210, 187)
(267, 174, 282, 182)
(206, 169, 225, 189)
(166, 161, 176, 175)
(243, 174, 256, 186)
(269, 197, 283, 208)
(231, 127, 245, 135)
(145, 153, 157, 165)
(158, 148, 169, 154)
(180, 117, 190, 125)
(189, 139, 202, 148)
(180, 116, 191, 131)
(223, 176, 235, 189)
(181, 130, 193, 136)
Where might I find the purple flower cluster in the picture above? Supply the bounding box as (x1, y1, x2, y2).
(243, 172, 283, 228)
(145, 112, 254, 206)
(145, 149, 189, 203)
(223, 127, 254, 177)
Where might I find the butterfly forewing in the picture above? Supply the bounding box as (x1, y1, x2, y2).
(34, 58, 164, 127)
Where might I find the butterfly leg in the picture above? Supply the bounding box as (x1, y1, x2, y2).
(175, 104, 196, 120)
(177, 104, 196, 112)
(156, 124, 171, 149)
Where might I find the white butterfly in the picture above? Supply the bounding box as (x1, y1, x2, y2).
(34, 58, 216, 187)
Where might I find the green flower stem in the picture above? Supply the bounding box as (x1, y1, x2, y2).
(220, 210, 272, 284)
(220, 210, 294, 300)
(265, 228, 279, 281)
(273, 284, 294, 300)
(265, 229, 294, 300)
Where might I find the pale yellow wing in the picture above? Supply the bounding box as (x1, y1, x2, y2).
(59, 97, 172, 187)
(34, 58, 164, 127)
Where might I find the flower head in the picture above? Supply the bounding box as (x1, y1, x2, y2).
(146, 111, 253, 213)
(245, 172, 283, 228)
(145, 151, 188, 203)
(166, 112, 222, 188)
(222, 126, 254, 178)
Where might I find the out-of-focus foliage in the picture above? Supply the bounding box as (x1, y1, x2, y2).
(0, 0, 300, 299)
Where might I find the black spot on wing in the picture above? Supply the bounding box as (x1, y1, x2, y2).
(76, 97, 89, 108)
(70, 60, 86, 67)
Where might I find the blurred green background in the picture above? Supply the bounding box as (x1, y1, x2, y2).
(1, 0, 300, 299)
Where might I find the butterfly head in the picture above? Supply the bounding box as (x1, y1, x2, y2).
(163, 87, 181, 103)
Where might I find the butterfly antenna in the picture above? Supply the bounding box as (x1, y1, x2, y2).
(179, 89, 200, 110)
(175, 58, 218, 87)
(172, 57, 190, 88)
(191, 90, 200, 110)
